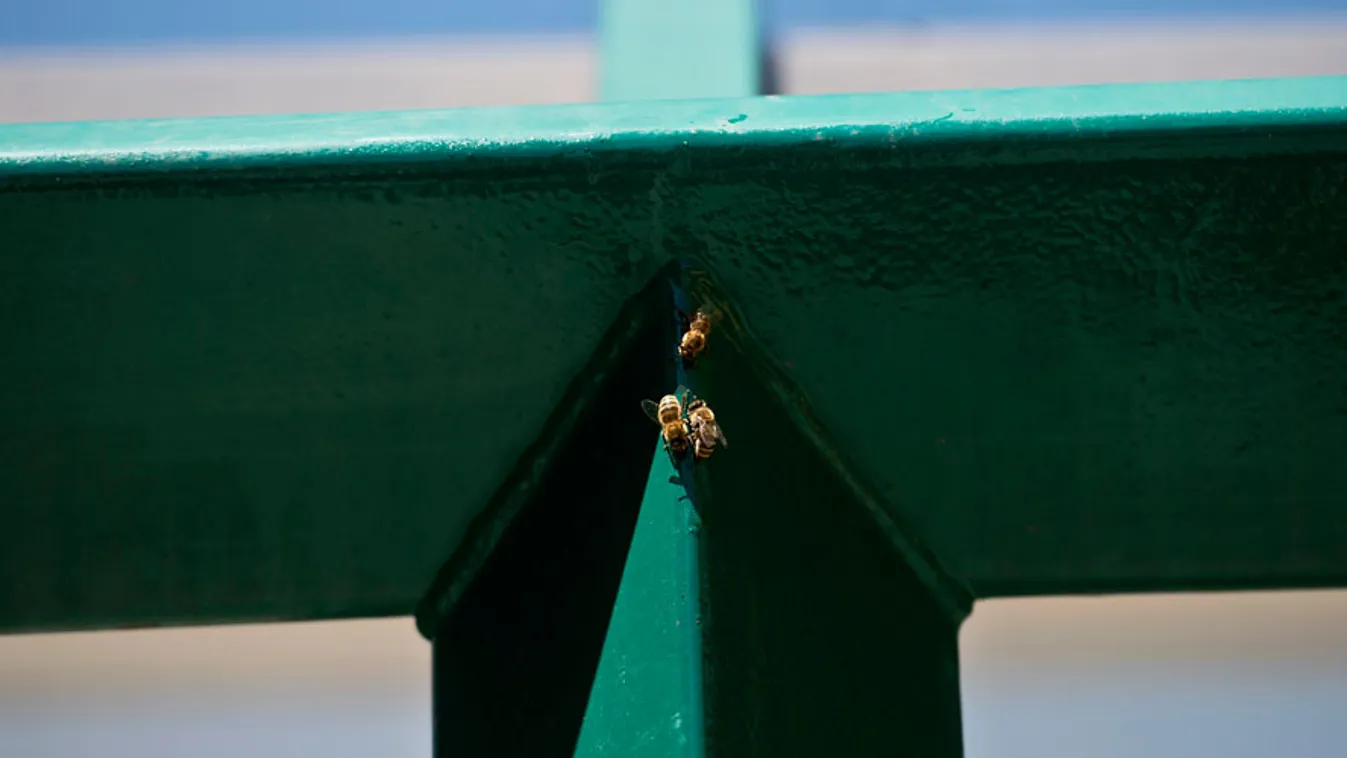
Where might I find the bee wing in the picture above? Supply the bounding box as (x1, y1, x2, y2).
(696, 306, 724, 327)
(640, 399, 662, 423)
(714, 425, 728, 449)
(674, 385, 697, 413)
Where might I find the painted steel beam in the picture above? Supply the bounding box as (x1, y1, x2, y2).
(1, 77, 1346, 639)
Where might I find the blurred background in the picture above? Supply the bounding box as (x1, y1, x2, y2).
(3, 1, 1347, 756)
(2, 592, 1346, 757)
(2, 0, 1347, 121)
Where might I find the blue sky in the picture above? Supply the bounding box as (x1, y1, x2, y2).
(5, 0, 1347, 46)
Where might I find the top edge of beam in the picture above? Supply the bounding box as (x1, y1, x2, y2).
(1, 75, 1345, 179)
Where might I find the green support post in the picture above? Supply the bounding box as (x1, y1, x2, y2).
(580, 1, 969, 755)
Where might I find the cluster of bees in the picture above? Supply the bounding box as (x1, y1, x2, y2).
(641, 307, 728, 468)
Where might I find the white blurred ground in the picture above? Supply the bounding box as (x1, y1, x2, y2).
(2, 591, 1346, 757)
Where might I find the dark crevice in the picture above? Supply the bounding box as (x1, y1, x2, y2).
(415, 268, 676, 639)
(425, 273, 673, 758)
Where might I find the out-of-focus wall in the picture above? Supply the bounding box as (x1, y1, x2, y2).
(0, 618, 431, 758)
(4, 16, 1347, 123)
(779, 18, 1347, 94)
(963, 591, 1347, 758)
(0, 37, 597, 122)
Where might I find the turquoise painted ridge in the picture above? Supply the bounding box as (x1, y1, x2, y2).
(1, 76, 1345, 177)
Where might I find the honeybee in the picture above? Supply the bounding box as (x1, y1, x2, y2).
(680, 388, 728, 461)
(678, 306, 721, 369)
(641, 392, 691, 467)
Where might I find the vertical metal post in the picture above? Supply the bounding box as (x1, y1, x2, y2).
(572, 4, 762, 758)
(599, 0, 762, 102)
(581, 3, 969, 756)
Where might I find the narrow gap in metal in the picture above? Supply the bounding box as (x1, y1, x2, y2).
(572, 279, 706, 758)
(669, 273, 708, 758)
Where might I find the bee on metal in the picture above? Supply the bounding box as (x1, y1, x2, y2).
(677, 306, 721, 369)
(642, 392, 691, 467)
(680, 388, 728, 462)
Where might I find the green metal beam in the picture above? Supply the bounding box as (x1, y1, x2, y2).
(2, 77, 1346, 636)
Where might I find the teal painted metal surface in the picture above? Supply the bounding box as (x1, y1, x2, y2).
(2, 76, 1347, 633)
(600, 0, 760, 102)
(2, 77, 1344, 178)
(573, 441, 705, 758)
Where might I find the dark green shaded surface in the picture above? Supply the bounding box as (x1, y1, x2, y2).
(431, 310, 664, 757)
(693, 314, 965, 757)
(0, 155, 668, 632)
(2, 76, 1347, 631)
(687, 145, 1347, 596)
(414, 286, 669, 639)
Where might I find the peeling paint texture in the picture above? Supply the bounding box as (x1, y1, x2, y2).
(0, 76, 1345, 631)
